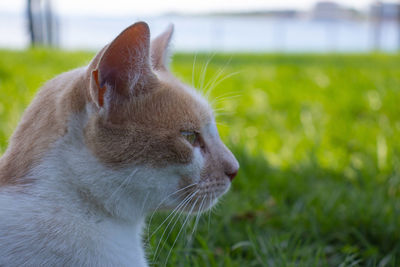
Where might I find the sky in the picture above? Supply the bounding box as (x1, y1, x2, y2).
(0, 0, 382, 16)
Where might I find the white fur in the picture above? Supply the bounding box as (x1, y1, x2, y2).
(0, 108, 205, 266)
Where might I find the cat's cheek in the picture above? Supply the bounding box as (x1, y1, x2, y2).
(176, 146, 204, 183)
(192, 147, 205, 180)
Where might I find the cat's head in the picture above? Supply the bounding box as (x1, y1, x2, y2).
(84, 22, 238, 214)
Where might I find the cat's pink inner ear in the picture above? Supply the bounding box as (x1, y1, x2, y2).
(151, 24, 174, 70)
(97, 22, 152, 98)
(92, 69, 106, 107)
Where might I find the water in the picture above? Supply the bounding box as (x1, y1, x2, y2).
(0, 13, 398, 52)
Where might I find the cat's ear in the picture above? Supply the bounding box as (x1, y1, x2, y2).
(150, 24, 174, 70)
(88, 22, 156, 108)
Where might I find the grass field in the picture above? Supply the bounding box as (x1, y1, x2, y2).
(1, 49, 400, 266)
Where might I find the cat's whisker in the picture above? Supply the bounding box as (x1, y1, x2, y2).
(149, 194, 190, 241)
(154, 208, 193, 264)
(203, 64, 227, 99)
(212, 107, 231, 113)
(213, 112, 236, 122)
(199, 53, 216, 92)
(205, 71, 240, 101)
(152, 190, 198, 261)
(156, 191, 198, 255)
(207, 191, 216, 232)
(213, 89, 242, 99)
(140, 191, 150, 216)
(146, 183, 198, 240)
(204, 57, 233, 98)
(106, 169, 138, 207)
(213, 108, 228, 115)
(211, 92, 242, 112)
(214, 111, 236, 118)
(184, 216, 196, 253)
(191, 53, 198, 88)
(213, 91, 241, 101)
(148, 183, 198, 220)
(184, 194, 207, 257)
(188, 194, 207, 244)
(207, 203, 212, 233)
(149, 188, 197, 240)
(212, 94, 242, 104)
(207, 71, 240, 98)
(152, 196, 192, 262)
(165, 183, 198, 200)
(163, 196, 200, 267)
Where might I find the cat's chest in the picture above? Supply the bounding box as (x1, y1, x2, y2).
(54, 217, 147, 266)
(94, 219, 147, 265)
(0, 193, 146, 267)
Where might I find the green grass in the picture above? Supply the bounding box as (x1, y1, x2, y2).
(1, 49, 400, 266)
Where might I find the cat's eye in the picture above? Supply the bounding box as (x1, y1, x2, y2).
(181, 131, 199, 146)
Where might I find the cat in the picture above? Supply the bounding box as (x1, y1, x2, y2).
(0, 22, 239, 266)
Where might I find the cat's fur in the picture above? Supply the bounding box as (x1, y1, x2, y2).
(0, 22, 238, 266)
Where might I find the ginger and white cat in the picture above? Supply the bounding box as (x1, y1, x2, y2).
(0, 22, 238, 266)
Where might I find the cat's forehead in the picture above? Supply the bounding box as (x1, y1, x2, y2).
(155, 76, 212, 129)
(121, 72, 213, 130)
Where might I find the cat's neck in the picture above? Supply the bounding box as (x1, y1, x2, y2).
(0, 67, 88, 186)
(1, 185, 148, 266)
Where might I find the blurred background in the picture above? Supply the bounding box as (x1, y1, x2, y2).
(1, 0, 400, 52)
(1, 1, 400, 266)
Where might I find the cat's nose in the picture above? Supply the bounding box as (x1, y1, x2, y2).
(218, 142, 239, 182)
(226, 170, 238, 181)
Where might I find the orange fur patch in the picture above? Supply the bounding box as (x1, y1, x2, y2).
(84, 72, 211, 167)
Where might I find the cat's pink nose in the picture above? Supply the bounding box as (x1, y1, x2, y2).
(226, 170, 238, 181)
